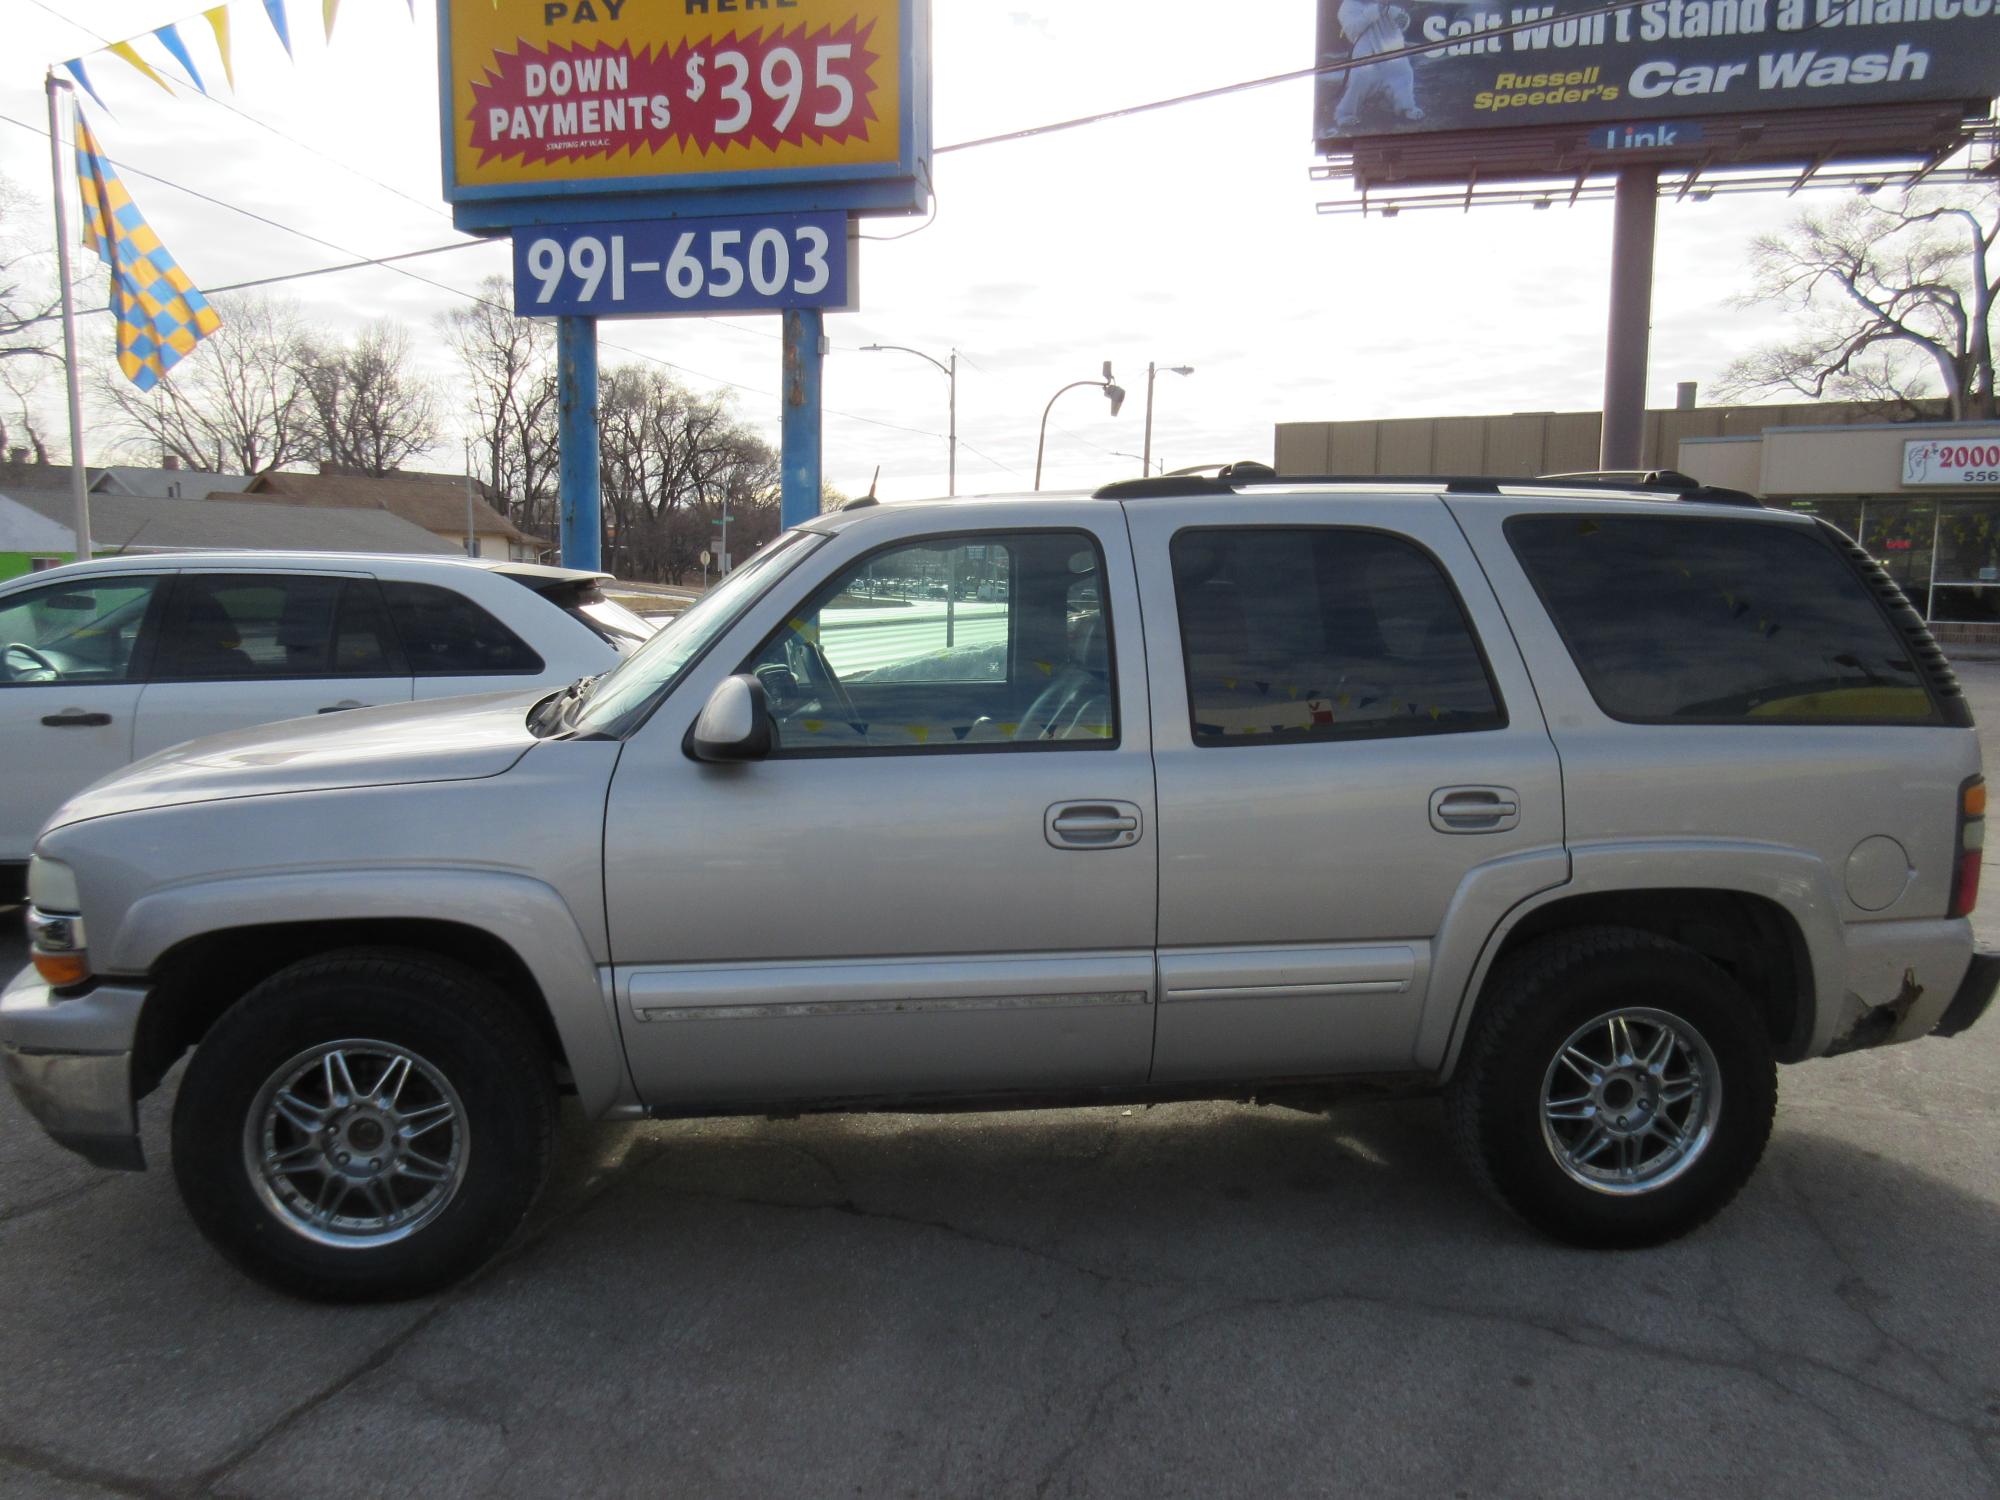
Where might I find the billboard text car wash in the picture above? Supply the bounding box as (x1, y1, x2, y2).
(1315, 0, 2000, 141)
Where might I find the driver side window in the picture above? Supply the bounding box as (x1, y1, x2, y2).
(0, 577, 160, 686)
(743, 531, 1117, 753)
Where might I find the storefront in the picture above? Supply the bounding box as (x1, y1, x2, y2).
(1679, 422, 2000, 622)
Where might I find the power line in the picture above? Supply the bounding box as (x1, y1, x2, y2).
(932, 0, 1676, 156)
(1, 111, 944, 446)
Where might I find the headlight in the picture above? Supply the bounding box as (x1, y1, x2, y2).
(25, 857, 90, 987)
(27, 856, 80, 913)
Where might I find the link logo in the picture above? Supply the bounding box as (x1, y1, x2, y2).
(1587, 121, 1706, 151)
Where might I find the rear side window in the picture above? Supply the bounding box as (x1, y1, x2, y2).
(1506, 514, 1939, 725)
(157, 575, 344, 680)
(1172, 527, 1504, 745)
(380, 582, 543, 676)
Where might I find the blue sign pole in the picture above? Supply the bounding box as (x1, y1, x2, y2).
(557, 315, 601, 571)
(781, 307, 823, 529)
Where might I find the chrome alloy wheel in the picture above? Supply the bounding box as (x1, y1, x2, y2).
(243, 1040, 470, 1248)
(1539, 1008, 1722, 1196)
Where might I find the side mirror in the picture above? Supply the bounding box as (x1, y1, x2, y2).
(687, 673, 773, 763)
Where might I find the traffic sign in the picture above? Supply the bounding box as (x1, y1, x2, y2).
(513, 211, 849, 317)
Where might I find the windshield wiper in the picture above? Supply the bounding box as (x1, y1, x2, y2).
(531, 673, 598, 736)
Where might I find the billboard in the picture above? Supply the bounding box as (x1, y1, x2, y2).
(440, 0, 930, 232)
(1314, 0, 2000, 145)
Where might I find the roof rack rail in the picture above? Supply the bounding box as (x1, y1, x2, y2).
(1091, 466, 1765, 507)
(1536, 469, 1765, 507)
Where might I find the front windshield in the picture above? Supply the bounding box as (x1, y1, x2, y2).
(566, 529, 821, 737)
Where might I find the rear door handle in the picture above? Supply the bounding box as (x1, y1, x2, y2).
(1046, 800, 1144, 850)
(41, 710, 111, 728)
(1430, 786, 1521, 833)
(318, 700, 369, 714)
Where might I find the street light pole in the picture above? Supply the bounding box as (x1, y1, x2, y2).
(1035, 365, 1126, 491)
(861, 342, 957, 497)
(1142, 362, 1194, 478)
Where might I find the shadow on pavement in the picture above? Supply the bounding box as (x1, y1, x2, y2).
(7, 1077, 1997, 1497)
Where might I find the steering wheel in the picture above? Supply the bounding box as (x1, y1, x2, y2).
(2, 642, 59, 682)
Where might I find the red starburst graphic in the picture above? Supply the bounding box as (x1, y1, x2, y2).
(467, 21, 882, 168)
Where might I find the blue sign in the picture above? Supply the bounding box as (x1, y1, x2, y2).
(1588, 121, 1706, 153)
(511, 212, 848, 318)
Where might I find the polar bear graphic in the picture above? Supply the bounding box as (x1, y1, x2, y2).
(1333, 0, 1424, 129)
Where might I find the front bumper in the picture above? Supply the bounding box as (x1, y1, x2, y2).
(0, 964, 149, 1171)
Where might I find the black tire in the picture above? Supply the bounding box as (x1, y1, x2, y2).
(1445, 926, 1776, 1249)
(171, 949, 556, 1301)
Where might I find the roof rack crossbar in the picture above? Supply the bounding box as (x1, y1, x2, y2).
(1092, 471, 1763, 506)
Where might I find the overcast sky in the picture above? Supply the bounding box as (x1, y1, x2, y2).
(1, 0, 1827, 499)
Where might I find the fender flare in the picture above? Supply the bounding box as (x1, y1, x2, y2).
(109, 868, 637, 1119)
(1424, 839, 1845, 1079)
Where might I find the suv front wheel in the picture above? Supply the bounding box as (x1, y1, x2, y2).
(171, 950, 556, 1301)
(1446, 927, 1777, 1248)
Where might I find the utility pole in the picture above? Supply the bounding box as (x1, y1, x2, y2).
(1142, 362, 1194, 478)
(44, 73, 91, 561)
(462, 440, 477, 557)
(861, 343, 956, 496)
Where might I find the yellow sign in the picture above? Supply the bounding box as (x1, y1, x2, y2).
(443, 0, 910, 199)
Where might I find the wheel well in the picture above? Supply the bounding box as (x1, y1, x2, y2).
(133, 919, 570, 1099)
(1487, 889, 1813, 1061)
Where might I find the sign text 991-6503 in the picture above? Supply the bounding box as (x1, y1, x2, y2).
(511, 212, 849, 317)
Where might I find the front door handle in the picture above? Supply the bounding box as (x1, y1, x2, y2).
(41, 710, 111, 728)
(318, 700, 369, 714)
(1430, 785, 1521, 833)
(1046, 800, 1144, 850)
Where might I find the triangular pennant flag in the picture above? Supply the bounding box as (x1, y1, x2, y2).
(152, 24, 206, 94)
(951, 725, 972, 742)
(107, 41, 175, 95)
(846, 721, 869, 737)
(203, 7, 235, 91)
(323, 0, 341, 39)
(262, 0, 293, 56)
(61, 59, 109, 112)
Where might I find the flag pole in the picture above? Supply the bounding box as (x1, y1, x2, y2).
(44, 71, 92, 561)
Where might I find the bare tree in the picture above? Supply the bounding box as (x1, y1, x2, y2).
(296, 320, 441, 476)
(98, 293, 314, 473)
(0, 172, 61, 458)
(594, 362, 778, 582)
(1717, 187, 1997, 421)
(439, 278, 560, 538)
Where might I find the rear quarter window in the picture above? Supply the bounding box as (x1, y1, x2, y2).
(1506, 513, 1940, 725)
(380, 581, 544, 676)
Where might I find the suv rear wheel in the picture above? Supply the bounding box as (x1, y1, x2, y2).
(1446, 927, 1776, 1248)
(171, 950, 556, 1301)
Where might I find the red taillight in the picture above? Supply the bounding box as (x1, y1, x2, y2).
(1951, 776, 1985, 918)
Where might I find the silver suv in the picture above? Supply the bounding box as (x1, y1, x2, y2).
(6, 472, 1995, 1300)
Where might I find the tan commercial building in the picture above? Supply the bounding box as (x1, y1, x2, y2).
(1276, 399, 2000, 622)
(1677, 420, 2000, 623)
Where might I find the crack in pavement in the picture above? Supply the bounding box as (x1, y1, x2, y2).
(194, 1131, 682, 1499)
(0, 1442, 184, 1500)
(0, 1173, 118, 1230)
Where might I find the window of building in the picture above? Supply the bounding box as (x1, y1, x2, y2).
(743, 532, 1114, 752)
(1171, 527, 1504, 745)
(380, 581, 543, 676)
(1507, 513, 1938, 724)
(0, 577, 159, 685)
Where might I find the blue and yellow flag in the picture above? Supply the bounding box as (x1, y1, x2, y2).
(73, 107, 222, 392)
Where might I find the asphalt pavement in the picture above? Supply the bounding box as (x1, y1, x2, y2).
(6, 672, 2000, 1498)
